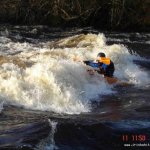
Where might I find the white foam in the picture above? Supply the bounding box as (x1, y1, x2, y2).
(107, 38, 131, 42)
(0, 33, 149, 114)
(146, 41, 150, 44)
(104, 44, 150, 85)
(0, 29, 9, 36)
(30, 28, 38, 34)
(14, 34, 22, 40)
(36, 119, 58, 150)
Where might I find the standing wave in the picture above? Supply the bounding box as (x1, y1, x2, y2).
(0, 34, 149, 114)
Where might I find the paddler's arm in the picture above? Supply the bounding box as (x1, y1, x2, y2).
(83, 61, 99, 68)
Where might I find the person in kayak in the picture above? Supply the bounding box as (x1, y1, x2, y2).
(84, 52, 115, 77)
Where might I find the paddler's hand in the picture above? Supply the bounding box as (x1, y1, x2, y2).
(83, 61, 90, 65)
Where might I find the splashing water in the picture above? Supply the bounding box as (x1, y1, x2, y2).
(36, 119, 58, 150)
(0, 33, 149, 114)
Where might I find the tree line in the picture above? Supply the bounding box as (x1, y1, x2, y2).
(0, 0, 149, 31)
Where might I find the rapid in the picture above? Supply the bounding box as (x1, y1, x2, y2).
(0, 26, 149, 114)
(0, 25, 150, 150)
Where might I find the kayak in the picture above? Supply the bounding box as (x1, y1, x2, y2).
(87, 69, 118, 84)
(104, 76, 118, 84)
(86, 69, 129, 86)
(84, 61, 129, 86)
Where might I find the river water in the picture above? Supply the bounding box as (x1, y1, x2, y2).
(0, 25, 150, 150)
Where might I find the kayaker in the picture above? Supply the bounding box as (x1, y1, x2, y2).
(84, 52, 115, 77)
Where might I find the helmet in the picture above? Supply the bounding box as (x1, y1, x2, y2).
(97, 52, 106, 57)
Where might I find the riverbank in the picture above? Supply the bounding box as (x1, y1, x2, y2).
(0, 0, 149, 32)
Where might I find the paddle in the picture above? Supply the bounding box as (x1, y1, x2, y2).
(83, 60, 130, 85)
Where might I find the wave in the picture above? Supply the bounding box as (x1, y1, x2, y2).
(0, 33, 149, 114)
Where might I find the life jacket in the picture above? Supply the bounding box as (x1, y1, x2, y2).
(98, 57, 111, 71)
(99, 57, 111, 65)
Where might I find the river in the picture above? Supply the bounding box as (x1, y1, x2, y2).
(0, 25, 150, 150)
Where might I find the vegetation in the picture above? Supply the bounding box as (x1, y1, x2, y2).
(0, 0, 149, 31)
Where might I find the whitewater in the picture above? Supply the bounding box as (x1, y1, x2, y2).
(0, 30, 149, 114)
